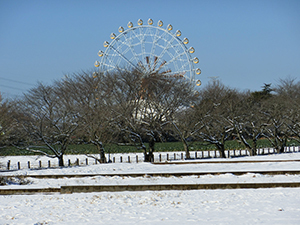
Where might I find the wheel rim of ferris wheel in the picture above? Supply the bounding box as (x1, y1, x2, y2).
(94, 18, 201, 84)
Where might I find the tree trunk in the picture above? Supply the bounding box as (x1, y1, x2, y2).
(251, 148, 257, 156)
(236, 132, 257, 156)
(252, 139, 257, 156)
(279, 139, 287, 153)
(183, 139, 190, 159)
(275, 141, 286, 154)
(98, 144, 107, 163)
(246, 146, 257, 156)
(217, 144, 226, 158)
(246, 146, 253, 156)
(58, 154, 64, 167)
(144, 138, 155, 162)
(279, 145, 285, 153)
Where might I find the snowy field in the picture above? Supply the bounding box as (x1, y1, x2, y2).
(1, 152, 300, 224)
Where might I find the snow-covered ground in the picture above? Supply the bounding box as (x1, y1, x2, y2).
(1, 152, 300, 224)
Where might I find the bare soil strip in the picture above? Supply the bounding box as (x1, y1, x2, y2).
(0, 188, 60, 195)
(1, 182, 300, 195)
(153, 159, 300, 165)
(2, 170, 300, 179)
(60, 182, 300, 193)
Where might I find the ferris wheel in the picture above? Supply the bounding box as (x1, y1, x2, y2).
(94, 18, 201, 86)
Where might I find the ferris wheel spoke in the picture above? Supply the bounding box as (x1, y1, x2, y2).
(101, 49, 115, 71)
(122, 31, 141, 66)
(102, 52, 119, 71)
(167, 68, 190, 76)
(135, 26, 155, 65)
(160, 39, 191, 69)
(178, 61, 191, 72)
(149, 27, 161, 62)
(155, 36, 183, 69)
(151, 29, 172, 60)
(114, 40, 133, 61)
(129, 28, 146, 51)
(139, 28, 147, 64)
(108, 45, 142, 72)
(159, 50, 187, 71)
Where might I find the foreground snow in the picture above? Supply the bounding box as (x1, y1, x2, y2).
(1, 188, 300, 225)
(1, 152, 300, 224)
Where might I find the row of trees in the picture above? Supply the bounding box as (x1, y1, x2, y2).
(1, 69, 300, 166)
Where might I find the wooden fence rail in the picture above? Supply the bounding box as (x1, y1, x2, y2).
(3, 146, 300, 171)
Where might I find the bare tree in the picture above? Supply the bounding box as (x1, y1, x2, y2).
(0, 99, 19, 148)
(105, 69, 158, 162)
(252, 82, 292, 154)
(274, 77, 300, 145)
(14, 82, 80, 166)
(260, 98, 289, 153)
(62, 71, 114, 163)
(230, 90, 267, 156)
(170, 106, 202, 159)
(193, 80, 236, 158)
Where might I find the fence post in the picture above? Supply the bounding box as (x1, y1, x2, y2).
(113, 157, 115, 163)
(181, 153, 183, 160)
(17, 162, 20, 170)
(159, 154, 162, 162)
(86, 158, 88, 165)
(174, 153, 176, 160)
(136, 155, 138, 163)
(128, 156, 130, 163)
(48, 160, 51, 168)
(201, 151, 203, 158)
(227, 150, 230, 158)
(195, 151, 197, 159)
(167, 154, 169, 161)
(68, 159, 71, 167)
(120, 156, 122, 163)
(39, 161, 42, 168)
(7, 160, 10, 170)
(208, 150, 210, 158)
(76, 158, 79, 166)
(28, 161, 30, 169)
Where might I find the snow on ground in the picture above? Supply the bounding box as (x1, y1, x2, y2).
(1, 188, 300, 225)
(1, 152, 300, 224)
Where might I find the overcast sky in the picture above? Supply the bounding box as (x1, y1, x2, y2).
(1, 0, 299, 98)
